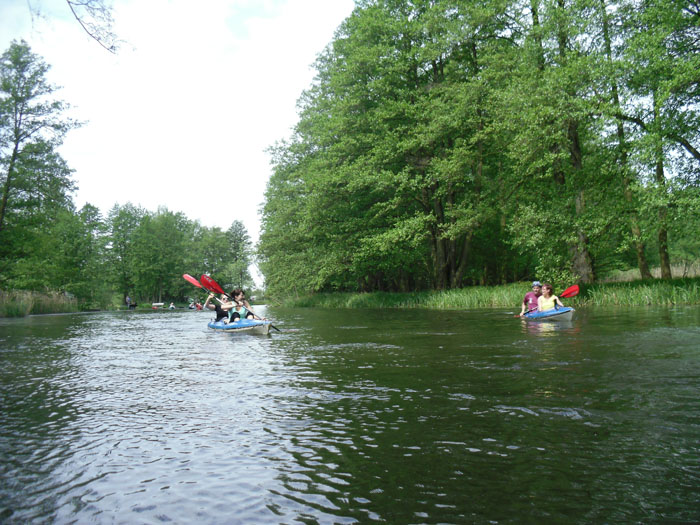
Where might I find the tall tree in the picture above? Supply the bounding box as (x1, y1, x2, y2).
(0, 40, 77, 236)
(106, 203, 145, 300)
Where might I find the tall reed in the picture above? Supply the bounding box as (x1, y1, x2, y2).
(583, 278, 700, 306)
(0, 290, 79, 317)
(278, 278, 700, 309)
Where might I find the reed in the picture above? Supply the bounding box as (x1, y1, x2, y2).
(278, 278, 700, 309)
(281, 283, 532, 310)
(582, 278, 700, 306)
(0, 290, 79, 317)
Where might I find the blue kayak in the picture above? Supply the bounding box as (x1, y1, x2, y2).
(207, 319, 272, 334)
(524, 306, 575, 321)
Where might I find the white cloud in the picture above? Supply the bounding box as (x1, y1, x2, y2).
(1, 0, 354, 250)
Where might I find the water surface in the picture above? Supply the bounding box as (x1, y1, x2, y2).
(1, 306, 698, 523)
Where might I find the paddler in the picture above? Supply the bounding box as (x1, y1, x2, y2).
(537, 283, 565, 312)
(519, 281, 542, 317)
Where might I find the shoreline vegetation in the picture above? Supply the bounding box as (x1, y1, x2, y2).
(278, 277, 700, 310)
(2, 276, 699, 318)
(0, 290, 80, 317)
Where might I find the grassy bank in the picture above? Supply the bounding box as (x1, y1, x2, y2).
(0, 290, 80, 317)
(278, 278, 700, 309)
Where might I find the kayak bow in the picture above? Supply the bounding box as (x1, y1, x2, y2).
(524, 306, 575, 321)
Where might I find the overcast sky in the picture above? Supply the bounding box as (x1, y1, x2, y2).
(0, 0, 354, 249)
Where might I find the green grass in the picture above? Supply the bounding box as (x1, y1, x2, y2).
(278, 278, 700, 309)
(582, 278, 700, 306)
(0, 290, 80, 317)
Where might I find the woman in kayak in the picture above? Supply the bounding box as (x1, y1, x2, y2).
(228, 289, 265, 322)
(537, 283, 565, 312)
(203, 293, 231, 322)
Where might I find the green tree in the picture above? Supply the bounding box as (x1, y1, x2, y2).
(0, 40, 77, 237)
(0, 41, 80, 291)
(106, 202, 145, 301)
(130, 208, 189, 302)
(613, 0, 700, 278)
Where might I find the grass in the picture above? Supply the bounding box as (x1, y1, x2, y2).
(0, 290, 80, 317)
(582, 278, 700, 307)
(278, 278, 700, 309)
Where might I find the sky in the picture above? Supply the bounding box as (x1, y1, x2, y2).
(0, 0, 355, 259)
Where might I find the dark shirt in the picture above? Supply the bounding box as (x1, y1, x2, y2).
(214, 304, 228, 322)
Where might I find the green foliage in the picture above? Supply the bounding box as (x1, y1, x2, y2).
(0, 42, 259, 311)
(279, 278, 700, 309)
(259, 0, 700, 296)
(0, 290, 79, 317)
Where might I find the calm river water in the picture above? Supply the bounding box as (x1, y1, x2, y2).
(1, 306, 699, 524)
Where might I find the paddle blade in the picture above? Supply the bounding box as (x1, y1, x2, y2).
(183, 274, 203, 288)
(200, 275, 227, 296)
(560, 284, 579, 298)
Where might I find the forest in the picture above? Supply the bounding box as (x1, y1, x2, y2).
(0, 42, 254, 311)
(258, 0, 700, 298)
(3, 0, 700, 313)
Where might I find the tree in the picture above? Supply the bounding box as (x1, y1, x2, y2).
(23, 0, 120, 53)
(129, 208, 189, 302)
(106, 203, 145, 300)
(0, 40, 78, 236)
(64, 0, 120, 53)
(613, 0, 700, 278)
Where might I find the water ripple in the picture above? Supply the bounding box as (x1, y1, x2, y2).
(1, 307, 699, 523)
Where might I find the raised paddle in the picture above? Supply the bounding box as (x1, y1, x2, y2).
(200, 275, 281, 332)
(183, 274, 225, 303)
(199, 274, 231, 298)
(559, 284, 579, 298)
(183, 273, 204, 290)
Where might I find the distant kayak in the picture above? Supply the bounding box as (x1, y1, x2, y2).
(207, 319, 272, 335)
(524, 306, 575, 321)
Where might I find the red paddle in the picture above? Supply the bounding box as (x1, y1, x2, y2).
(183, 274, 225, 304)
(200, 275, 230, 298)
(559, 284, 579, 298)
(183, 274, 204, 289)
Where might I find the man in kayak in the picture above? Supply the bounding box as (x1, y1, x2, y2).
(537, 283, 565, 311)
(519, 281, 542, 317)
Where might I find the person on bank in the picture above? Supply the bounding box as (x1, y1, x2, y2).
(519, 281, 542, 317)
(204, 293, 230, 322)
(228, 289, 266, 322)
(538, 283, 565, 312)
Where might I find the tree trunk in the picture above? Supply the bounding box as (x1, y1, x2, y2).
(555, 0, 594, 283)
(653, 91, 672, 279)
(600, 0, 652, 279)
(567, 119, 595, 283)
(0, 144, 20, 234)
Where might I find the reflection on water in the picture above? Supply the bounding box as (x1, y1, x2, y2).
(521, 318, 576, 336)
(1, 307, 699, 523)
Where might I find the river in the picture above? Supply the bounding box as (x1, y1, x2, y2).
(1, 306, 698, 524)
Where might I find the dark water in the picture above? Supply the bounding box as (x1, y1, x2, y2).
(1, 306, 698, 524)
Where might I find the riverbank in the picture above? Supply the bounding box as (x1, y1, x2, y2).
(0, 290, 80, 317)
(278, 277, 700, 309)
(0, 291, 200, 317)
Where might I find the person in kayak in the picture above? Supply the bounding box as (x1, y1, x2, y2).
(204, 293, 231, 322)
(537, 283, 565, 312)
(228, 289, 265, 322)
(519, 281, 542, 316)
